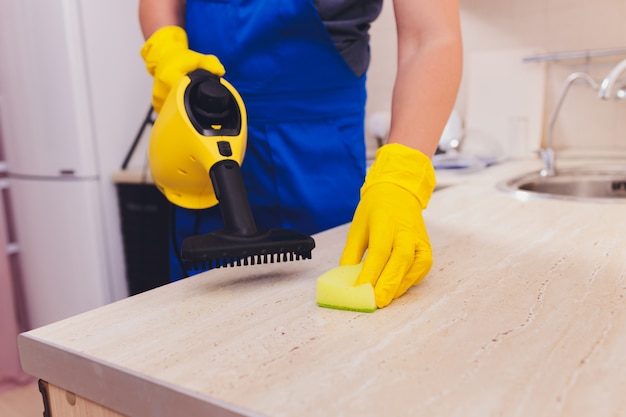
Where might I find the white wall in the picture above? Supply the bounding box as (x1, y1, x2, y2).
(460, 0, 626, 153)
(365, 0, 626, 156)
(366, 1, 397, 158)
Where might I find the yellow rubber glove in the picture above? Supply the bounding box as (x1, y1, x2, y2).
(140, 26, 226, 113)
(340, 143, 436, 308)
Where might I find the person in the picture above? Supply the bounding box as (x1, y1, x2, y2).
(138, 0, 462, 309)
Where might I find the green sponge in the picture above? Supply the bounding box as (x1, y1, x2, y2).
(316, 262, 377, 313)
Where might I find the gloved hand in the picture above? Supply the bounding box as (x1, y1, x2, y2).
(140, 26, 225, 113)
(340, 143, 436, 308)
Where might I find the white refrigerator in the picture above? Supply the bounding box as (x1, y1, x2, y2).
(0, 0, 152, 328)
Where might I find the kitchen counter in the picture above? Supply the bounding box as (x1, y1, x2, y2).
(18, 158, 626, 417)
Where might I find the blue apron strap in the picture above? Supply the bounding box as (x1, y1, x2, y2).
(185, 0, 366, 121)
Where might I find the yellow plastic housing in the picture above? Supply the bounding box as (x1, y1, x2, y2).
(148, 75, 247, 209)
(316, 262, 377, 313)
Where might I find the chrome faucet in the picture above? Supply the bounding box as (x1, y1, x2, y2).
(540, 72, 599, 177)
(598, 58, 626, 100)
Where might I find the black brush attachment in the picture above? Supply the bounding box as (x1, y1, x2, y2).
(181, 159, 315, 271)
(182, 228, 315, 270)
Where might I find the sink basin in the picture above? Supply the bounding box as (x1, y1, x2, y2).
(498, 166, 626, 203)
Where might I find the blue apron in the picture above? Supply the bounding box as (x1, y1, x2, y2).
(172, 0, 367, 279)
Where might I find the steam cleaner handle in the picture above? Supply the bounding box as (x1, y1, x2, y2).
(210, 160, 259, 236)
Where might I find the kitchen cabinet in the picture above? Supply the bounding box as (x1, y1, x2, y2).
(17, 158, 626, 417)
(38, 381, 124, 417)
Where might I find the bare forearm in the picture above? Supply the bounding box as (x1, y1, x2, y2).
(139, 0, 185, 39)
(387, 0, 463, 156)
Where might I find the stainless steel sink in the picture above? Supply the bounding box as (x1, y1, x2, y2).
(497, 166, 626, 203)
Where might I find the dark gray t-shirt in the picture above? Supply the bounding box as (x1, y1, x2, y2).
(314, 0, 383, 77)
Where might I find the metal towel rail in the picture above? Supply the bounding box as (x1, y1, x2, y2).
(523, 47, 626, 63)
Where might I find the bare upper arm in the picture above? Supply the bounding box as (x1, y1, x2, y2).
(138, 0, 185, 39)
(392, 0, 461, 58)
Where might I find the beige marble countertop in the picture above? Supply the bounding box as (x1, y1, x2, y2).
(19, 157, 626, 417)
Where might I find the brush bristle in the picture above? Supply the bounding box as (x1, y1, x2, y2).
(184, 250, 312, 270)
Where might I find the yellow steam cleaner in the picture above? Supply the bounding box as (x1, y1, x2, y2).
(148, 69, 315, 271)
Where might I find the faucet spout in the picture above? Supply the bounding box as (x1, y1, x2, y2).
(541, 72, 599, 177)
(598, 58, 626, 100)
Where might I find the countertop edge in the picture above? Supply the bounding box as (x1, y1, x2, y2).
(18, 333, 264, 417)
